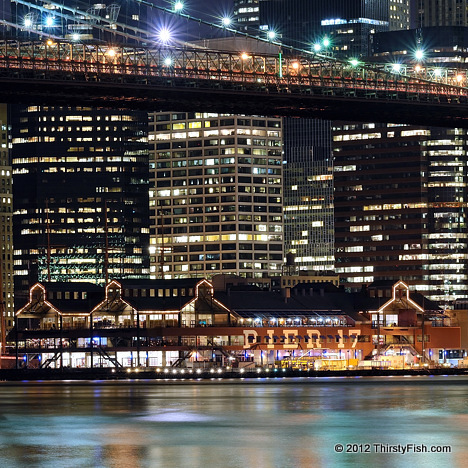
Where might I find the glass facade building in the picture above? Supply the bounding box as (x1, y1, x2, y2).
(12, 106, 150, 306)
(282, 118, 334, 271)
(149, 112, 284, 280)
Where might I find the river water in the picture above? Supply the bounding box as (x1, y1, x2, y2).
(0, 376, 466, 468)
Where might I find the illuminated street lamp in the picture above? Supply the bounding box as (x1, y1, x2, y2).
(350, 58, 360, 67)
(24, 18, 32, 28)
(267, 30, 276, 41)
(164, 57, 172, 66)
(45, 16, 54, 28)
(174, 1, 184, 12)
(222, 17, 232, 27)
(415, 49, 424, 61)
(313, 43, 321, 53)
(158, 27, 172, 44)
(392, 63, 402, 73)
(72, 33, 80, 41)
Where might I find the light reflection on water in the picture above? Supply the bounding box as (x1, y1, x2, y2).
(0, 376, 467, 467)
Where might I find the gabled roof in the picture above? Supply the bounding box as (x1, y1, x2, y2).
(16, 283, 62, 317)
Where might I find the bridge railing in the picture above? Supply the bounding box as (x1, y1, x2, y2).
(0, 39, 467, 101)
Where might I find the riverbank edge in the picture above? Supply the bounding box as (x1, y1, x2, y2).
(1, 367, 467, 381)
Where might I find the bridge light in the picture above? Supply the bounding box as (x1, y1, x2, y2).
(106, 48, 116, 58)
(415, 49, 424, 61)
(267, 30, 276, 40)
(350, 58, 360, 67)
(291, 61, 299, 69)
(414, 65, 421, 72)
(434, 68, 442, 77)
(174, 1, 184, 12)
(391, 63, 402, 73)
(24, 18, 32, 28)
(313, 43, 322, 52)
(164, 57, 172, 66)
(241, 53, 249, 60)
(322, 37, 330, 48)
(222, 17, 232, 27)
(72, 33, 80, 41)
(46, 39, 54, 46)
(158, 27, 172, 44)
(45, 16, 54, 28)
(457, 74, 464, 83)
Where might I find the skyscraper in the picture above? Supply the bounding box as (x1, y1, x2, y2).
(12, 106, 150, 306)
(149, 112, 283, 280)
(259, 0, 389, 57)
(333, 122, 468, 306)
(418, 0, 468, 26)
(282, 118, 334, 272)
(0, 104, 13, 329)
(389, 0, 411, 30)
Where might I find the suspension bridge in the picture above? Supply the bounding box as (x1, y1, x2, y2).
(0, 0, 467, 126)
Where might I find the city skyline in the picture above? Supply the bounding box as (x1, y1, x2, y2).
(0, 0, 468, 341)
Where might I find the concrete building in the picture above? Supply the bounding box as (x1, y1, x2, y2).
(149, 112, 284, 280)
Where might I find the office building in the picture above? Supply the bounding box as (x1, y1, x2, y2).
(418, 0, 468, 27)
(11, 105, 150, 306)
(389, 0, 411, 30)
(335, 25, 468, 307)
(282, 118, 334, 272)
(0, 104, 13, 330)
(333, 121, 468, 306)
(149, 112, 284, 280)
(259, 0, 389, 57)
(234, 0, 260, 31)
